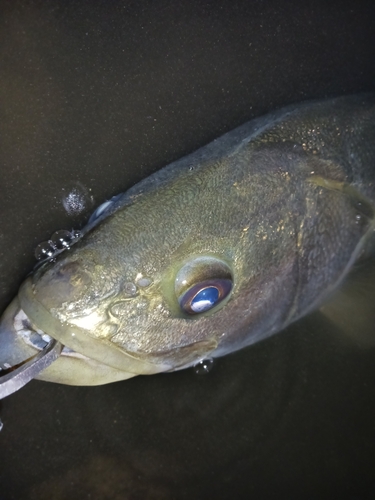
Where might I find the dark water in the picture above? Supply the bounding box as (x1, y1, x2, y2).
(0, 1, 375, 498)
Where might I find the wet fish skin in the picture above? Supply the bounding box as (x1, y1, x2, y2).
(2, 94, 375, 385)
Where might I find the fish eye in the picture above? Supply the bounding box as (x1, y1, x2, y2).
(174, 256, 233, 316)
(179, 279, 232, 315)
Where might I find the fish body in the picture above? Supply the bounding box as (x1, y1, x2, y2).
(1, 94, 375, 387)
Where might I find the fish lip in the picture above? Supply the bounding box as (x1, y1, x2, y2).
(10, 307, 219, 377)
(0, 301, 137, 389)
(9, 307, 103, 365)
(13, 307, 54, 351)
(18, 276, 172, 375)
(13, 307, 159, 367)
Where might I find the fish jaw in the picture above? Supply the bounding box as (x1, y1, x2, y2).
(18, 276, 174, 376)
(0, 296, 137, 385)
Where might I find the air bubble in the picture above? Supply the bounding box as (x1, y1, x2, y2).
(50, 230, 73, 250)
(193, 357, 214, 375)
(62, 182, 94, 217)
(137, 277, 152, 287)
(355, 213, 362, 225)
(35, 241, 56, 260)
(72, 229, 82, 239)
(34, 229, 79, 262)
(123, 282, 137, 296)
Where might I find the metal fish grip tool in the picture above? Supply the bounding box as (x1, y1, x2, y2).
(0, 340, 63, 399)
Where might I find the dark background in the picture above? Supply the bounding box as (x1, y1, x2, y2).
(0, 1, 375, 498)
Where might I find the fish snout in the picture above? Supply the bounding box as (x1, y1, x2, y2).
(31, 259, 93, 311)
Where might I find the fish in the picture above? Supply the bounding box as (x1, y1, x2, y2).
(0, 94, 374, 394)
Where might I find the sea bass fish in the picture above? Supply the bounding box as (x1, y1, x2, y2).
(1, 94, 375, 394)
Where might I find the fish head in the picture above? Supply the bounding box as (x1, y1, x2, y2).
(16, 153, 301, 382)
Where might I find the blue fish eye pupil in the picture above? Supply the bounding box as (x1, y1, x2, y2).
(178, 277, 233, 316)
(191, 286, 219, 313)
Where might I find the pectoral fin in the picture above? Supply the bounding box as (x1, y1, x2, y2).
(320, 258, 375, 347)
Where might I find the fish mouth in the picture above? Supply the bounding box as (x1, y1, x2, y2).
(0, 296, 139, 389)
(17, 276, 174, 376)
(10, 307, 93, 365)
(1, 276, 219, 392)
(18, 276, 218, 376)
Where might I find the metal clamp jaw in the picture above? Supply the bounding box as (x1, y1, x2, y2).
(0, 340, 63, 399)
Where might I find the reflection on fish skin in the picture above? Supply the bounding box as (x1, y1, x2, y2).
(0, 93, 374, 386)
